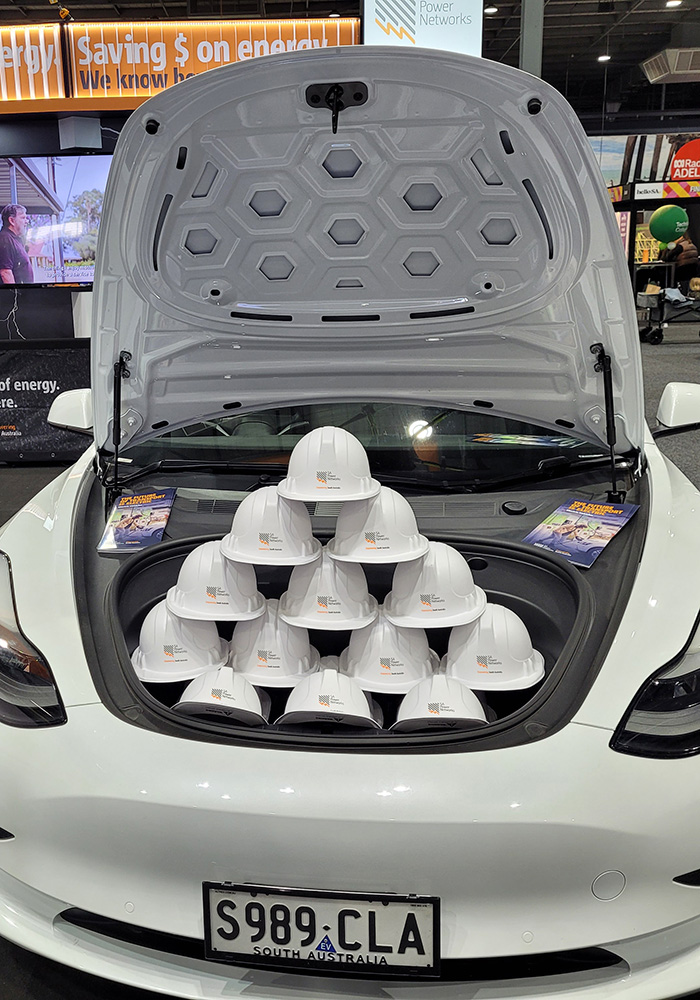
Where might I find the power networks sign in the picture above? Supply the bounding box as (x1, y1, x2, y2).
(363, 0, 482, 55)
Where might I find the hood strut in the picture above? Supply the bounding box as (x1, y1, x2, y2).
(590, 343, 626, 503)
(105, 350, 132, 512)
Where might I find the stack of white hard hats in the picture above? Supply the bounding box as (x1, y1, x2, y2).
(131, 600, 228, 683)
(384, 541, 487, 628)
(279, 548, 378, 630)
(229, 599, 319, 687)
(174, 667, 271, 725)
(444, 603, 545, 690)
(130, 422, 547, 730)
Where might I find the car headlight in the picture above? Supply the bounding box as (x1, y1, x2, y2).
(0, 552, 66, 727)
(611, 619, 700, 758)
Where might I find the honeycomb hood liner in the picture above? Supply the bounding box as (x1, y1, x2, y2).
(91, 46, 644, 455)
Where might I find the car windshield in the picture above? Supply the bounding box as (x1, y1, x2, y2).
(122, 402, 609, 491)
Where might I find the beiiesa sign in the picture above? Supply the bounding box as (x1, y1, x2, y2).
(363, 0, 482, 55)
(671, 138, 700, 181)
(68, 20, 359, 99)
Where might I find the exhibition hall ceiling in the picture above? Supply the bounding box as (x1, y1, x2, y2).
(0, 0, 699, 114)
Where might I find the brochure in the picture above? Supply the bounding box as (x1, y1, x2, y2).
(98, 489, 176, 551)
(522, 497, 640, 568)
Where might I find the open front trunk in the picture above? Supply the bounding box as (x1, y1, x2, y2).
(75, 471, 647, 752)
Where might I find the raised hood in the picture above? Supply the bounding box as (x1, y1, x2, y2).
(92, 46, 644, 455)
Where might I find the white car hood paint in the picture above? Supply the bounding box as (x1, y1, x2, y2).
(92, 46, 644, 454)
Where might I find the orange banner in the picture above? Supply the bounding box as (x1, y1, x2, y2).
(0, 25, 64, 101)
(68, 20, 360, 100)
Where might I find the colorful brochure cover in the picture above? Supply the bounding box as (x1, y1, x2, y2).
(522, 497, 640, 568)
(98, 489, 176, 551)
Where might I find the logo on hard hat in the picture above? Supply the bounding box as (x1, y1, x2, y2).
(259, 533, 270, 547)
(163, 645, 175, 657)
(420, 593, 433, 609)
(211, 688, 222, 700)
(380, 657, 392, 671)
(319, 693, 330, 707)
(428, 702, 440, 715)
(257, 649, 268, 664)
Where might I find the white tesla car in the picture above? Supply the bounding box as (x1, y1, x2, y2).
(3, 44, 700, 1000)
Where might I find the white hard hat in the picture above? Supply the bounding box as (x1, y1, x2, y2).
(339, 608, 436, 693)
(384, 542, 487, 628)
(279, 548, 378, 630)
(165, 541, 265, 622)
(276, 667, 381, 728)
(220, 486, 321, 566)
(277, 426, 380, 502)
(174, 667, 270, 725)
(327, 487, 430, 564)
(131, 600, 228, 683)
(229, 598, 320, 688)
(445, 603, 545, 690)
(313, 659, 385, 728)
(391, 674, 488, 732)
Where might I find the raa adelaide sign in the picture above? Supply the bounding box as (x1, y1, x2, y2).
(670, 137, 700, 181)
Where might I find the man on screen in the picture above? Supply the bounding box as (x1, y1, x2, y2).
(0, 204, 34, 284)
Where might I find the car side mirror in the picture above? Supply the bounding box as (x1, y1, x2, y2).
(656, 383, 700, 432)
(47, 388, 93, 434)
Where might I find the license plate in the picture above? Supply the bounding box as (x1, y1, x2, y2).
(203, 882, 440, 977)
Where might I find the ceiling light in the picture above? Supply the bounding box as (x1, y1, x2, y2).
(598, 53, 611, 61)
(484, 4, 499, 11)
(666, 1, 682, 7)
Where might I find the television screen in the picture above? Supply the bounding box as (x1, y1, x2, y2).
(0, 154, 112, 288)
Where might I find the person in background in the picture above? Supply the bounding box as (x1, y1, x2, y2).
(0, 204, 34, 284)
(660, 232, 699, 294)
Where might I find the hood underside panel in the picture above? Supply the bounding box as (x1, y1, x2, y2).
(92, 47, 644, 453)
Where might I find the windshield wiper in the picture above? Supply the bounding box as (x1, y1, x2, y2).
(105, 460, 290, 492)
(375, 474, 473, 494)
(464, 454, 632, 493)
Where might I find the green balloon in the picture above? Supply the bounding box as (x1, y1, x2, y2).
(649, 204, 689, 243)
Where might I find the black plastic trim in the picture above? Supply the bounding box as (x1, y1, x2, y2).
(523, 179, 554, 259)
(58, 908, 625, 983)
(152, 193, 173, 272)
(0, 827, 14, 840)
(321, 314, 380, 322)
(499, 130, 514, 154)
(230, 310, 293, 322)
(409, 306, 475, 319)
(673, 869, 700, 886)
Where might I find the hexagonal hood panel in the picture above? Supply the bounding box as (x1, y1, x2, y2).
(92, 46, 644, 454)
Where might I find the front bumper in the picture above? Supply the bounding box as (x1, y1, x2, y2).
(2, 705, 700, 997)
